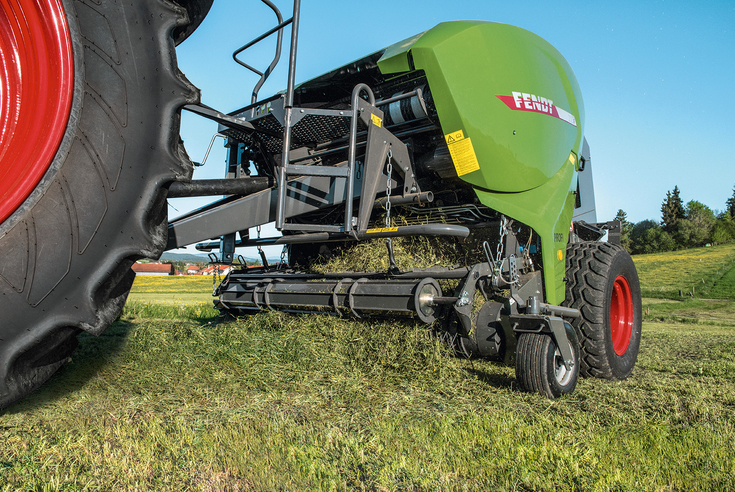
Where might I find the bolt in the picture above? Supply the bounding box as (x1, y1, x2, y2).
(458, 292, 471, 306)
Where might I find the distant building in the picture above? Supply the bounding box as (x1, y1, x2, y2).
(187, 265, 201, 275)
(132, 262, 173, 276)
(200, 265, 233, 276)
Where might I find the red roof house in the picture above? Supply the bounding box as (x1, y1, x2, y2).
(132, 262, 174, 276)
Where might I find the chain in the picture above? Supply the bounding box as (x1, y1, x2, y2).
(213, 262, 221, 293)
(385, 148, 393, 228)
(496, 215, 507, 266)
(277, 244, 288, 270)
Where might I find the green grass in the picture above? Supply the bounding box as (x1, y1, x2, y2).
(130, 275, 215, 294)
(632, 243, 735, 298)
(1, 304, 734, 490)
(643, 298, 735, 326)
(2, 245, 735, 490)
(710, 262, 735, 300)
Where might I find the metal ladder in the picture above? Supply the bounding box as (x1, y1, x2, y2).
(234, 0, 381, 235)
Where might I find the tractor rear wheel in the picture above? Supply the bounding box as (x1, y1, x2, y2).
(563, 242, 642, 380)
(0, 0, 197, 408)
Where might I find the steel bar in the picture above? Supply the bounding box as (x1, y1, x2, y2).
(168, 177, 273, 198)
(375, 191, 433, 208)
(194, 223, 469, 252)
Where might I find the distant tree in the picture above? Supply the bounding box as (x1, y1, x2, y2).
(682, 200, 715, 247)
(661, 186, 685, 234)
(630, 220, 660, 254)
(726, 186, 735, 219)
(712, 214, 735, 244)
(614, 209, 633, 253)
(641, 227, 676, 254)
(163, 260, 187, 273)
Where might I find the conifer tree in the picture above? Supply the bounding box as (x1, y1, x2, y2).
(726, 186, 735, 218)
(614, 209, 632, 252)
(661, 186, 685, 234)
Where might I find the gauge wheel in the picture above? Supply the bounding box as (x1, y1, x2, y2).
(515, 324, 580, 399)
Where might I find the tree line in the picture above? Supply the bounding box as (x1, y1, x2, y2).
(616, 185, 735, 255)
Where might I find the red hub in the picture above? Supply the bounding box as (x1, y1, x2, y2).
(610, 275, 633, 355)
(0, 0, 74, 223)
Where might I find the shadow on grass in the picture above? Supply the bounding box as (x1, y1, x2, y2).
(3, 320, 136, 414)
(464, 367, 516, 391)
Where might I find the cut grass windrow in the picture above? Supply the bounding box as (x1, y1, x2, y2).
(1, 304, 734, 491)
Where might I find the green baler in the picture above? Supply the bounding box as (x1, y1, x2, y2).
(379, 21, 585, 305)
(0, 0, 640, 407)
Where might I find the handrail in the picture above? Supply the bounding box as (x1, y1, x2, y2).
(232, 0, 292, 108)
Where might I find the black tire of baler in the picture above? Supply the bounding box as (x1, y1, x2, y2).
(562, 242, 642, 380)
(0, 0, 197, 409)
(515, 327, 580, 399)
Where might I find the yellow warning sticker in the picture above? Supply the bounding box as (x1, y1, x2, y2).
(370, 113, 382, 127)
(445, 130, 465, 145)
(366, 227, 398, 234)
(445, 130, 480, 176)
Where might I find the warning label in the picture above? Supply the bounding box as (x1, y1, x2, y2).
(366, 227, 398, 234)
(445, 130, 464, 145)
(370, 113, 382, 127)
(444, 130, 480, 176)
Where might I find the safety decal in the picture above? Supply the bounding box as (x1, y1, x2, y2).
(366, 227, 398, 233)
(370, 113, 382, 127)
(444, 130, 480, 176)
(496, 92, 577, 127)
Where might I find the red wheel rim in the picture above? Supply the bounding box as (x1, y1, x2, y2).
(0, 0, 74, 223)
(610, 275, 633, 355)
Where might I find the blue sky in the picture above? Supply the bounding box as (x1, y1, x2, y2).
(173, 0, 734, 254)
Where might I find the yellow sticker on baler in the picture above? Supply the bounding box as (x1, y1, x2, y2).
(370, 113, 382, 127)
(366, 227, 398, 233)
(444, 130, 480, 176)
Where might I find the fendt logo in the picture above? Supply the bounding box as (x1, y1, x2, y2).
(496, 91, 577, 127)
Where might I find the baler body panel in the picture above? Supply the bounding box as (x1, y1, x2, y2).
(378, 21, 585, 193)
(377, 21, 585, 304)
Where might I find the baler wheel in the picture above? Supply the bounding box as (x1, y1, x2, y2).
(563, 242, 642, 380)
(515, 325, 580, 398)
(0, 0, 196, 408)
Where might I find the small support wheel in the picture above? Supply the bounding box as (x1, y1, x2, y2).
(515, 325, 580, 398)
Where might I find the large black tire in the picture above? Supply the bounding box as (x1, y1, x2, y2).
(515, 324, 580, 399)
(0, 0, 197, 408)
(563, 242, 642, 380)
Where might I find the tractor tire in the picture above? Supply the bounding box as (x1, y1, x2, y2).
(515, 324, 580, 398)
(563, 242, 642, 380)
(0, 0, 197, 408)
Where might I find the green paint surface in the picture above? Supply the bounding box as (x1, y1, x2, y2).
(379, 21, 585, 302)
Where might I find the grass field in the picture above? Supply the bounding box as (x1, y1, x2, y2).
(632, 243, 735, 299)
(1, 247, 735, 490)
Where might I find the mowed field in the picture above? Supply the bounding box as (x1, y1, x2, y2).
(1, 245, 735, 490)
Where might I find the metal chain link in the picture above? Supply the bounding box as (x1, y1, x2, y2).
(255, 224, 264, 257)
(278, 244, 288, 270)
(496, 215, 507, 266)
(385, 148, 393, 228)
(212, 262, 219, 293)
